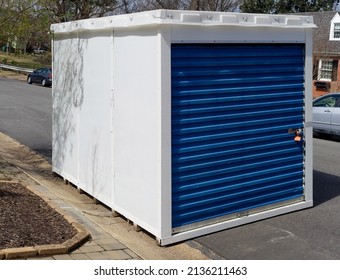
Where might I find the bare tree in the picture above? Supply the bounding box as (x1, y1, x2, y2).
(206, 0, 241, 11)
(42, 0, 120, 22)
(184, 0, 240, 11)
(123, 0, 241, 12)
(128, 0, 183, 10)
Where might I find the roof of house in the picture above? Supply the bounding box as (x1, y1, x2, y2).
(307, 11, 340, 56)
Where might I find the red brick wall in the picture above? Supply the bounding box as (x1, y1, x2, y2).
(313, 87, 327, 99)
(312, 58, 340, 99)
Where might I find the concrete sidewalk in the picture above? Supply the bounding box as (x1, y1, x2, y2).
(0, 132, 215, 260)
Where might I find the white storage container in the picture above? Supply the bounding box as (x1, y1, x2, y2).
(51, 9, 315, 245)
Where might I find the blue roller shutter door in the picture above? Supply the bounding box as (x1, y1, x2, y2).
(171, 44, 305, 230)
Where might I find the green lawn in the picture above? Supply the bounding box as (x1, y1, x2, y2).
(0, 52, 51, 69)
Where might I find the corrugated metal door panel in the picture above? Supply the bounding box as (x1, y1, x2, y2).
(171, 44, 305, 230)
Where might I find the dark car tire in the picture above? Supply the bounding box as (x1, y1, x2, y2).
(41, 79, 47, 87)
(27, 76, 32, 84)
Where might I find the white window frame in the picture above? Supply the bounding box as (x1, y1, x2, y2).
(330, 13, 340, 41)
(318, 60, 333, 81)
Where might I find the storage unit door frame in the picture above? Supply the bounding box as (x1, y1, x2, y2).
(171, 43, 306, 232)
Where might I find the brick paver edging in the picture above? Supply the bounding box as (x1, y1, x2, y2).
(0, 181, 91, 260)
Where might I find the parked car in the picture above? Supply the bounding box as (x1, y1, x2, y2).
(313, 92, 340, 136)
(27, 67, 52, 87)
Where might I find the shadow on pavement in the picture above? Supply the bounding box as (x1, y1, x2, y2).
(313, 170, 340, 207)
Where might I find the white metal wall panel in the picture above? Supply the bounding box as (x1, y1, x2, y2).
(53, 32, 115, 206)
(78, 31, 114, 206)
(113, 27, 163, 236)
(52, 34, 80, 182)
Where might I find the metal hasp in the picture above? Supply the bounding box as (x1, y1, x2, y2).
(51, 9, 315, 246)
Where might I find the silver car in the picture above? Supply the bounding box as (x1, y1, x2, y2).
(313, 93, 340, 136)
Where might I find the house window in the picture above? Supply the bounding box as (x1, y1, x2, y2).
(334, 23, 340, 39)
(333, 22, 340, 39)
(318, 60, 333, 81)
(330, 13, 340, 41)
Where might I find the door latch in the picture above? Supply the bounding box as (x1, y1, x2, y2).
(288, 128, 303, 142)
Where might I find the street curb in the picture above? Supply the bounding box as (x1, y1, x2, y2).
(0, 181, 91, 260)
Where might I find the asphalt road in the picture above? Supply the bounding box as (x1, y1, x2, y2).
(0, 77, 339, 259)
(193, 141, 340, 259)
(0, 77, 52, 161)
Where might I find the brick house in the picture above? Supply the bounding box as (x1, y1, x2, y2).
(310, 11, 340, 98)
